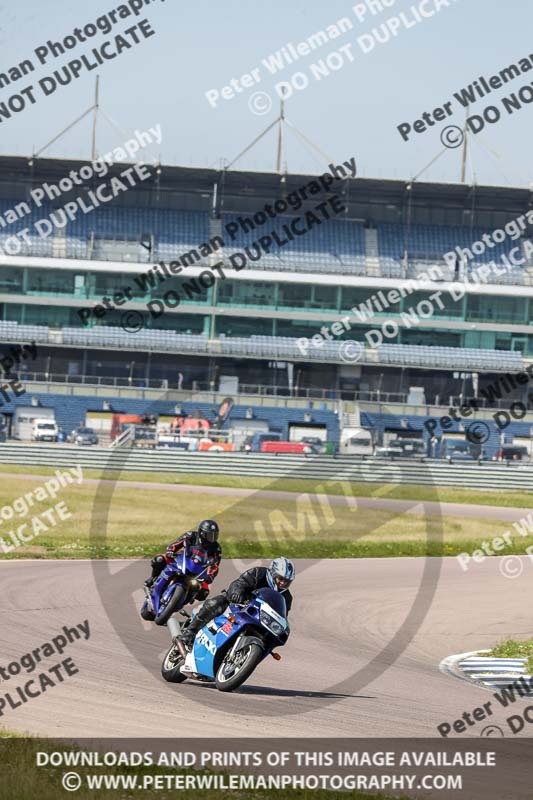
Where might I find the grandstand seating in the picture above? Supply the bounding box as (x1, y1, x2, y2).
(2, 191, 532, 287)
(376, 223, 533, 286)
(378, 344, 523, 371)
(67, 207, 210, 261)
(0, 200, 54, 257)
(62, 327, 210, 352)
(0, 321, 525, 372)
(378, 223, 512, 263)
(222, 214, 367, 275)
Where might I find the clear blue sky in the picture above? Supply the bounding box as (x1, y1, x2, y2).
(1, 0, 531, 188)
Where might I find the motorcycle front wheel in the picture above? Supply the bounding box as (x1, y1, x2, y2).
(155, 585, 187, 626)
(161, 644, 188, 683)
(215, 642, 263, 692)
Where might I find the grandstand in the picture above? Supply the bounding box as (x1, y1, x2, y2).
(1, 154, 533, 436)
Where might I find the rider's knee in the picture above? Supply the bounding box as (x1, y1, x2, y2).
(202, 594, 227, 617)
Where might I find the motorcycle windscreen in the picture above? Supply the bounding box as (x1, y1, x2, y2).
(255, 588, 287, 618)
(184, 547, 209, 575)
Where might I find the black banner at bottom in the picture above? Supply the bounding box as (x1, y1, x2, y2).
(1, 737, 530, 799)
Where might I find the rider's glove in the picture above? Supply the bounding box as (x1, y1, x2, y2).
(207, 563, 219, 579)
(230, 590, 248, 605)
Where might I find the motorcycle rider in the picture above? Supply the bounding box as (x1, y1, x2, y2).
(175, 556, 295, 656)
(145, 519, 221, 602)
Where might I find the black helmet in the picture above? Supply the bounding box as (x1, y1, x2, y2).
(198, 519, 219, 542)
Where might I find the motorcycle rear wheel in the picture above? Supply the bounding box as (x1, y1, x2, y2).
(215, 642, 263, 692)
(161, 645, 188, 683)
(155, 585, 187, 626)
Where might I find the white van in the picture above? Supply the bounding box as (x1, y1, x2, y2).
(340, 427, 374, 456)
(31, 418, 59, 442)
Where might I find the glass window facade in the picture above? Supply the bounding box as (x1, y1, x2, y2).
(2, 264, 533, 354)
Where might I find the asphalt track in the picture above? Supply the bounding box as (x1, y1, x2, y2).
(1, 471, 530, 521)
(2, 555, 533, 741)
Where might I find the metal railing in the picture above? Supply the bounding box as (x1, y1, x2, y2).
(14, 370, 533, 413)
(0, 442, 532, 491)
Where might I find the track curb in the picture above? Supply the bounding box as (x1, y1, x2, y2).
(440, 649, 530, 693)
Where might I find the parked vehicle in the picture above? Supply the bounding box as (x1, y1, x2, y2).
(497, 445, 529, 462)
(443, 439, 480, 463)
(300, 436, 328, 454)
(71, 426, 98, 446)
(110, 413, 143, 440)
(261, 441, 316, 454)
(157, 433, 193, 450)
(340, 427, 374, 457)
(31, 418, 58, 442)
(161, 587, 290, 692)
(375, 438, 426, 461)
(242, 432, 282, 453)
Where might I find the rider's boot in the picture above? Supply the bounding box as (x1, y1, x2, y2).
(174, 622, 200, 658)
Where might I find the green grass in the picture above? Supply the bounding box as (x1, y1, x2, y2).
(488, 639, 533, 674)
(0, 464, 531, 559)
(0, 735, 406, 800)
(19, 537, 533, 560)
(0, 462, 532, 507)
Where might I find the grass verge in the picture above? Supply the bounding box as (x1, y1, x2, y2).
(0, 465, 531, 560)
(488, 639, 533, 674)
(0, 462, 532, 507)
(0, 735, 405, 800)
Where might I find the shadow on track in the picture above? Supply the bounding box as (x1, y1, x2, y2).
(194, 684, 375, 700)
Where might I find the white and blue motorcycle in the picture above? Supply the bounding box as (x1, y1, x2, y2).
(161, 588, 290, 692)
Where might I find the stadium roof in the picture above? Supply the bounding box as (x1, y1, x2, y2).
(0, 154, 530, 222)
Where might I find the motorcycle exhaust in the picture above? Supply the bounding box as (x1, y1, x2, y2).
(167, 616, 181, 640)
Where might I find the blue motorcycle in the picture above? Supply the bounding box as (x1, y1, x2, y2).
(141, 546, 214, 626)
(161, 588, 290, 692)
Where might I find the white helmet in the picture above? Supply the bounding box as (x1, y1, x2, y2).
(267, 557, 295, 593)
